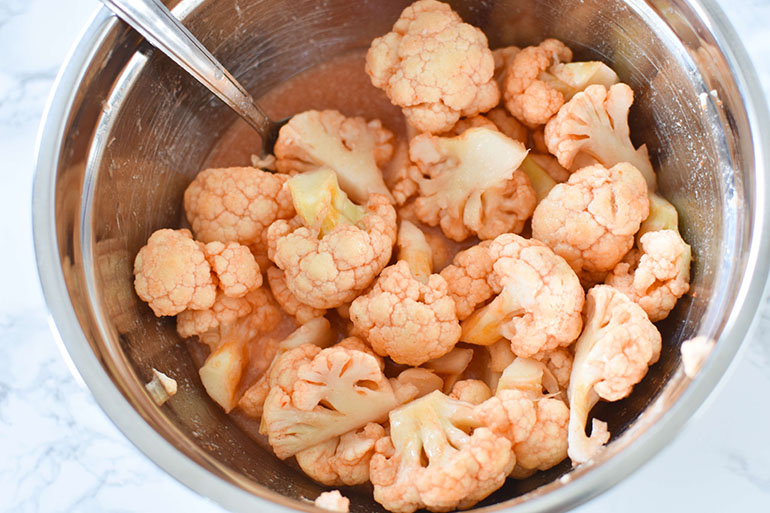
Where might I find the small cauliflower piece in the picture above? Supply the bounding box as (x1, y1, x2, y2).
(268, 168, 397, 309)
(370, 390, 514, 513)
(568, 285, 662, 464)
(450, 379, 493, 405)
(274, 109, 394, 203)
(486, 107, 529, 144)
(262, 344, 399, 459)
(314, 490, 350, 513)
(532, 162, 650, 282)
(475, 358, 569, 475)
(681, 336, 715, 378)
(145, 369, 178, 406)
(133, 228, 216, 316)
(439, 241, 495, 321)
(297, 422, 387, 486)
(350, 221, 461, 366)
(606, 229, 691, 321)
(410, 127, 532, 241)
(203, 241, 261, 298)
(534, 347, 573, 390)
(365, 0, 499, 133)
(461, 233, 584, 358)
(493, 46, 521, 89)
(422, 346, 475, 393)
(502, 39, 573, 127)
(266, 266, 325, 324)
(199, 339, 247, 412)
(183, 167, 294, 254)
(391, 368, 446, 405)
(544, 83, 656, 189)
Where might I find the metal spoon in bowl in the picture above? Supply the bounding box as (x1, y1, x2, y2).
(99, 0, 286, 156)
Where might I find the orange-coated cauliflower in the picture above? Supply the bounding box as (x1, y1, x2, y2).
(461, 233, 584, 358)
(568, 285, 661, 464)
(365, 0, 499, 133)
(176, 287, 281, 340)
(262, 344, 399, 459)
(534, 347, 573, 390)
(606, 229, 691, 322)
(422, 346, 475, 393)
(475, 358, 569, 475)
(133, 228, 216, 316)
(266, 266, 325, 324)
(493, 46, 520, 89)
(370, 391, 514, 513)
(439, 241, 494, 320)
(203, 241, 261, 298)
(450, 379, 492, 405)
(268, 168, 397, 309)
(503, 39, 573, 127)
(486, 107, 528, 144)
(314, 490, 350, 513)
(274, 109, 395, 203)
(183, 167, 294, 254)
(390, 368, 445, 405)
(409, 127, 532, 241)
(531, 162, 650, 282)
(296, 422, 386, 486)
(350, 221, 461, 366)
(544, 83, 656, 189)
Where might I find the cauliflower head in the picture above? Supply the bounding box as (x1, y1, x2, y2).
(268, 168, 397, 309)
(439, 241, 495, 321)
(262, 344, 399, 459)
(502, 39, 573, 127)
(203, 241, 261, 298)
(266, 266, 326, 324)
(475, 358, 569, 475)
(296, 422, 387, 486)
(133, 228, 216, 316)
(183, 167, 294, 253)
(274, 109, 394, 203)
(410, 127, 532, 241)
(568, 285, 661, 464)
(365, 0, 499, 133)
(544, 83, 656, 189)
(370, 390, 514, 513)
(531, 162, 650, 282)
(606, 229, 691, 321)
(461, 233, 584, 358)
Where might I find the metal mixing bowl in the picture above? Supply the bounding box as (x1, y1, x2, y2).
(33, 0, 770, 512)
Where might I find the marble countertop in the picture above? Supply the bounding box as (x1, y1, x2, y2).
(2, 0, 769, 511)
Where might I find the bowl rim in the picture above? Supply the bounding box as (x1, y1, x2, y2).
(32, 1, 770, 512)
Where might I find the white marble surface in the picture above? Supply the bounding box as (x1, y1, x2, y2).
(2, 0, 769, 511)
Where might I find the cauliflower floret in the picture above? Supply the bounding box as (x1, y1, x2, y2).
(461, 233, 584, 358)
(350, 221, 461, 366)
(439, 241, 494, 320)
(391, 368, 445, 405)
(268, 168, 397, 309)
(568, 285, 661, 464)
(450, 379, 492, 405)
(493, 46, 521, 89)
(681, 336, 715, 378)
(262, 344, 399, 459)
(183, 167, 294, 256)
(370, 390, 514, 513)
(422, 346, 475, 393)
(531, 162, 650, 282)
(365, 0, 499, 133)
(274, 110, 394, 203)
(314, 490, 350, 513)
(475, 358, 569, 475)
(176, 287, 281, 340)
(544, 83, 656, 189)
(203, 241, 261, 298)
(266, 266, 325, 324)
(486, 107, 528, 144)
(297, 422, 387, 486)
(529, 153, 570, 183)
(502, 39, 573, 127)
(410, 127, 532, 241)
(133, 228, 216, 316)
(534, 347, 573, 390)
(606, 229, 691, 321)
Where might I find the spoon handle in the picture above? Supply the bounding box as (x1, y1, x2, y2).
(100, 0, 271, 137)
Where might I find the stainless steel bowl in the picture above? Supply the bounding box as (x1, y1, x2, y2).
(33, 0, 770, 512)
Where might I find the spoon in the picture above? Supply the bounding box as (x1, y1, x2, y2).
(99, 0, 286, 156)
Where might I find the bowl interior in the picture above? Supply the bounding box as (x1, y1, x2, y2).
(45, 0, 752, 511)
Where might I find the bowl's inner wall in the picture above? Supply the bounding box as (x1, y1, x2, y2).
(59, 0, 732, 511)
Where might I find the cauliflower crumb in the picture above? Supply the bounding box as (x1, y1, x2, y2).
(365, 0, 499, 133)
(314, 490, 350, 512)
(133, 228, 217, 316)
(145, 368, 178, 406)
(681, 336, 715, 378)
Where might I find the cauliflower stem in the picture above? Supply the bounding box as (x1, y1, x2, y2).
(287, 167, 365, 237)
